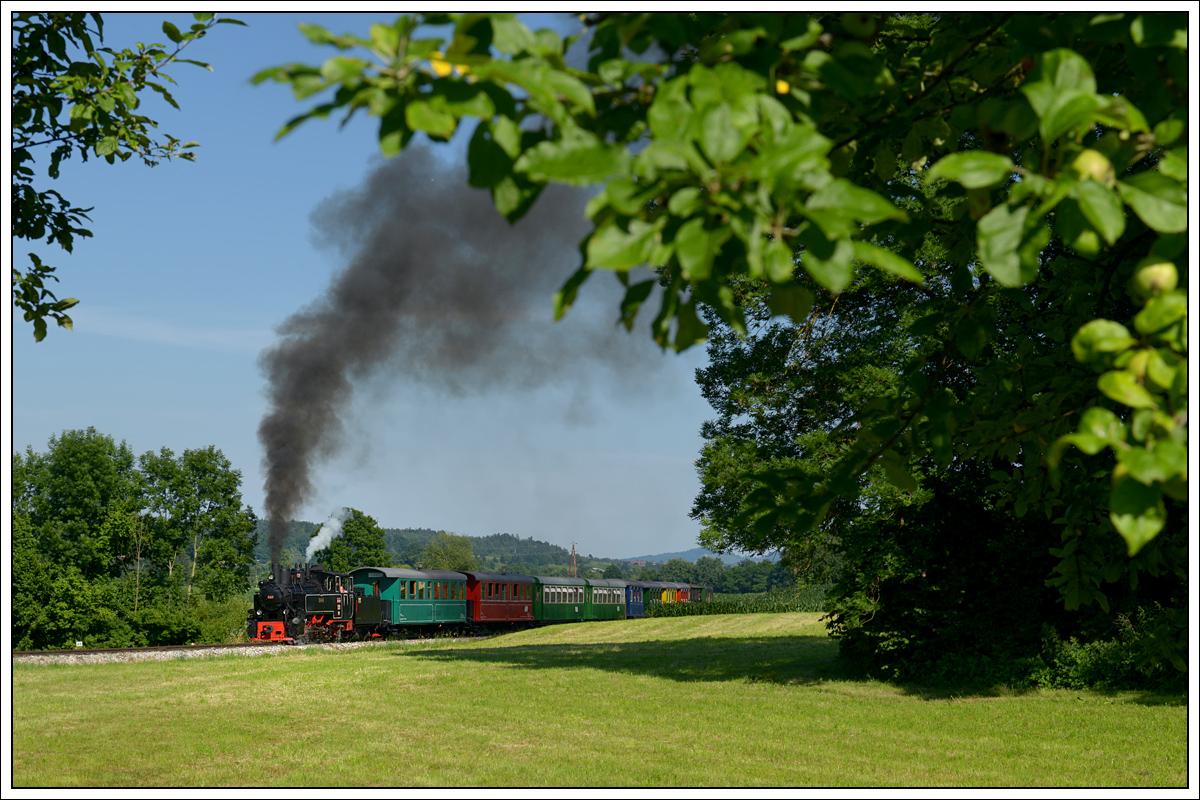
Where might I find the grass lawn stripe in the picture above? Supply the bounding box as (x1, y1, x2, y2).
(13, 613, 1186, 786)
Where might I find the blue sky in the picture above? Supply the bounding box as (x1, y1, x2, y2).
(9, 12, 722, 559)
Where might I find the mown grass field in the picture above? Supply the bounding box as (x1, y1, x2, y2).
(12, 613, 1187, 787)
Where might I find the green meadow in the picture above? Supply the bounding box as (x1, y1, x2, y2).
(12, 613, 1186, 787)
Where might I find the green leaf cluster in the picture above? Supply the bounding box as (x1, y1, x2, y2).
(11, 12, 242, 340)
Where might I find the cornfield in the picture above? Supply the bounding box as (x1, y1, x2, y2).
(645, 584, 832, 617)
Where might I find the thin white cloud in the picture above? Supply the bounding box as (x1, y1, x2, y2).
(72, 306, 274, 353)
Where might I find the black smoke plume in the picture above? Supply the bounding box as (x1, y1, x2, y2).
(258, 146, 659, 564)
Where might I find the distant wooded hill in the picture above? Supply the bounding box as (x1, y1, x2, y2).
(622, 546, 778, 566)
(254, 521, 616, 573)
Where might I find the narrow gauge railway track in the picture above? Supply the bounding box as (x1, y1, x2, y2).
(13, 634, 493, 666)
(14, 641, 290, 658)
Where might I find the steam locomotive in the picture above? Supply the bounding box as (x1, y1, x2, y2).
(247, 563, 711, 643)
(248, 563, 363, 642)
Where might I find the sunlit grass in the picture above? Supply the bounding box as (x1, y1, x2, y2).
(13, 613, 1186, 786)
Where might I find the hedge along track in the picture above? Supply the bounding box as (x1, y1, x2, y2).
(13, 634, 495, 666)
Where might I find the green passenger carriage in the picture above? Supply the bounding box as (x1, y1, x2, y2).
(586, 578, 628, 620)
(533, 576, 588, 623)
(350, 567, 467, 633)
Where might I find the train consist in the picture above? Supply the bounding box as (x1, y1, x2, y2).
(247, 563, 714, 643)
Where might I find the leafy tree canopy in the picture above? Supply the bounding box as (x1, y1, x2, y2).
(258, 12, 1186, 573)
(11, 12, 244, 340)
(419, 531, 479, 572)
(12, 429, 259, 650)
(310, 508, 392, 572)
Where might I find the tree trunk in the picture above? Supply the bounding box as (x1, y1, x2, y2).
(187, 531, 200, 598)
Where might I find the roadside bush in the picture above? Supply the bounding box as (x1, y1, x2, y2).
(1030, 609, 1187, 692)
(189, 594, 253, 644)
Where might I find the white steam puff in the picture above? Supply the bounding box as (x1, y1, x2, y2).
(306, 507, 351, 563)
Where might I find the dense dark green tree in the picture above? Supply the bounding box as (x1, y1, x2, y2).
(12, 429, 259, 650)
(694, 272, 1184, 682)
(139, 445, 258, 600)
(602, 563, 624, 579)
(690, 555, 728, 589)
(310, 508, 392, 572)
(11, 12, 244, 340)
(418, 531, 478, 572)
(13, 427, 139, 580)
(658, 558, 696, 584)
(12, 513, 54, 650)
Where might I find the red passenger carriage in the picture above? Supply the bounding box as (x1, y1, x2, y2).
(460, 571, 536, 627)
